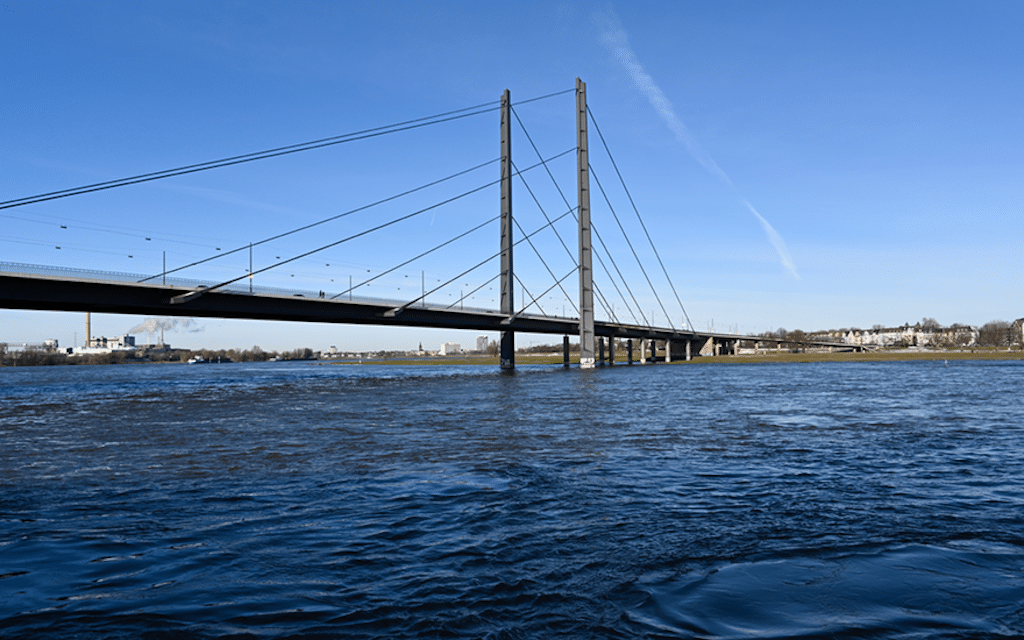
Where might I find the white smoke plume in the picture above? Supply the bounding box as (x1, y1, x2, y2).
(596, 8, 800, 280)
(128, 317, 205, 335)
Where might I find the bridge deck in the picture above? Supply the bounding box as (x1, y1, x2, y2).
(1, 268, 853, 351)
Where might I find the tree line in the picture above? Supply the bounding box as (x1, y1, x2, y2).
(0, 344, 316, 367)
(756, 318, 1022, 349)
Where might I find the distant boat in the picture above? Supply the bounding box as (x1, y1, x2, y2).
(187, 355, 206, 364)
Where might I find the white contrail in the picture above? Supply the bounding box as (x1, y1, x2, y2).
(596, 8, 800, 280)
(744, 199, 798, 279)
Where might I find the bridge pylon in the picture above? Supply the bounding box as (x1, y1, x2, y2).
(577, 78, 595, 369)
(499, 88, 515, 370)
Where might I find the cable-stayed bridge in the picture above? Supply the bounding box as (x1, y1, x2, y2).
(1, 78, 850, 367)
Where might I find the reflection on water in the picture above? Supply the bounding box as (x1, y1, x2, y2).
(2, 360, 1024, 637)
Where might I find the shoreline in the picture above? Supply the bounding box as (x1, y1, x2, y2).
(4, 349, 1022, 368)
(682, 349, 1024, 364)
(325, 349, 1024, 366)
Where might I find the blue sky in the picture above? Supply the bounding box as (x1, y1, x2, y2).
(3, 1, 1022, 352)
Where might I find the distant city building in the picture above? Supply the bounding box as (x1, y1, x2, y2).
(3, 339, 60, 352)
(440, 342, 462, 356)
(475, 336, 489, 352)
(141, 341, 171, 353)
(844, 323, 978, 348)
(74, 333, 136, 355)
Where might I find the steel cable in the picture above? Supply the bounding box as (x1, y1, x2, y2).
(587, 105, 694, 330)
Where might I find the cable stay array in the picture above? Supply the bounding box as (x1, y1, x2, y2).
(509, 209, 578, 317)
(590, 164, 671, 329)
(505, 98, 694, 333)
(509, 105, 634, 326)
(4, 81, 699, 352)
(141, 156, 501, 284)
(332, 214, 498, 301)
(384, 206, 578, 317)
(587, 105, 694, 331)
(1, 101, 503, 212)
(170, 147, 575, 304)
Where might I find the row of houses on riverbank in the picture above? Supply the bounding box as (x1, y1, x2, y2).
(843, 325, 976, 348)
(839, 319, 1024, 348)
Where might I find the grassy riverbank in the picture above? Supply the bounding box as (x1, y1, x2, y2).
(327, 349, 1024, 366)
(326, 354, 566, 366)
(689, 349, 1024, 364)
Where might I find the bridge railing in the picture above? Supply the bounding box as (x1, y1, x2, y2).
(1, 260, 316, 297)
(0, 261, 549, 318)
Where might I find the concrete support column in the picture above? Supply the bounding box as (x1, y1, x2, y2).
(608, 337, 615, 365)
(640, 339, 647, 364)
(499, 88, 514, 370)
(627, 339, 633, 364)
(576, 78, 595, 369)
(598, 337, 605, 365)
(665, 339, 672, 363)
(563, 335, 570, 368)
(686, 340, 691, 361)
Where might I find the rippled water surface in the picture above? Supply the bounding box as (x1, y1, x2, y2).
(2, 360, 1024, 638)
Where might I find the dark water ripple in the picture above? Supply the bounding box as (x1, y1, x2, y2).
(2, 360, 1024, 638)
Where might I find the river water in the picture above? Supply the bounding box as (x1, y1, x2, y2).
(2, 359, 1023, 638)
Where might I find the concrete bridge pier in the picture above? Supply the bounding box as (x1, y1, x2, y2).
(598, 337, 605, 366)
(608, 337, 615, 365)
(667, 339, 693, 361)
(714, 339, 739, 356)
(563, 335, 570, 368)
(664, 339, 672, 363)
(639, 339, 647, 364)
(627, 339, 633, 364)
